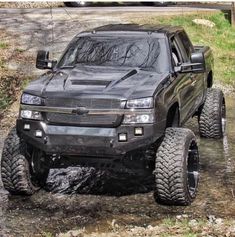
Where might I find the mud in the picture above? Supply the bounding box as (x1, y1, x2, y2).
(0, 97, 234, 236)
(47, 168, 153, 195)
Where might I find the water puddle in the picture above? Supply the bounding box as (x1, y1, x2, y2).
(1, 97, 235, 236)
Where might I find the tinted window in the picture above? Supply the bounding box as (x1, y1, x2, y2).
(170, 35, 190, 64)
(178, 31, 194, 58)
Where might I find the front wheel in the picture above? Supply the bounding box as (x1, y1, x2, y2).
(153, 127, 199, 206)
(1, 128, 49, 195)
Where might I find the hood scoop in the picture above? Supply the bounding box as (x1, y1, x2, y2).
(71, 79, 111, 87)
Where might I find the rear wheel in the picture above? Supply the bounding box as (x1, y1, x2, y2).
(1, 128, 49, 195)
(154, 127, 199, 206)
(199, 88, 226, 138)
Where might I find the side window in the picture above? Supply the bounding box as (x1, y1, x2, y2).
(178, 31, 194, 58)
(174, 35, 190, 63)
(170, 36, 183, 66)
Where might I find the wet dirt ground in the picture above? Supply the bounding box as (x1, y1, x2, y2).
(0, 97, 235, 236)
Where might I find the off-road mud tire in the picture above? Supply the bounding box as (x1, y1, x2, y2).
(199, 88, 226, 138)
(154, 127, 199, 206)
(1, 128, 39, 195)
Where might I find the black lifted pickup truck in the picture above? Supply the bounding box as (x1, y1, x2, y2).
(1, 24, 226, 206)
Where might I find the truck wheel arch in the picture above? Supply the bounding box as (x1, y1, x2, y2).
(166, 102, 180, 128)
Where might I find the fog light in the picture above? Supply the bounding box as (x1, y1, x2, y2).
(118, 133, 127, 142)
(134, 127, 143, 136)
(21, 110, 32, 119)
(24, 124, 30, 131)
(35, 130, 43, 138)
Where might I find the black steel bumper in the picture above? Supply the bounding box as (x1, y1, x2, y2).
(16, 119, 165, 157)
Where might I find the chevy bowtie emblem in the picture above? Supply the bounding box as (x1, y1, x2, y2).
(72, 107, 89, 115)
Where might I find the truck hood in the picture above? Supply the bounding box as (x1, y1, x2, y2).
(25, 65, 169, 100)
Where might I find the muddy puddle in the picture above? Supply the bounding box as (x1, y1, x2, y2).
(0, 97, 235, 236)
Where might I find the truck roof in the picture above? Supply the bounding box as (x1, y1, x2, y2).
(81, 24, 184, 36)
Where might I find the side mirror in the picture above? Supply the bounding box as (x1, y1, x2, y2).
(174, 52, 206, 74)
(191, 52, 206, 73)
(36, 50, 57, 70)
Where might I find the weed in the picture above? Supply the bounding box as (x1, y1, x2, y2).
(15, 48, 25, 53)
(41, 232, 53, 237)
(0, 41, 8, 49)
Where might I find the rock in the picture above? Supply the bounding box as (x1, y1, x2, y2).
(147, 225, 154, 230)
(176, 215, 182, 219)
(215, 218, 223, 225)
(228, 226, 235, 234)
(207, 216, 223, 225)
(111, 219, 117, 228)
(189, 219, 198, 226)
(192, 19, 215, 28)
(207, 215, 216, 224)
(176, 214, 188, 220)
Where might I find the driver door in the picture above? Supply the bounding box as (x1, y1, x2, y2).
(171, 35, 196, 123)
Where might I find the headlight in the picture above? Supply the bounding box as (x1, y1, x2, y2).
(126, 97, 153, 109)
(123, 114, 154, 124)
(21, 93, 42, 105)
(20, 110, 42, 120)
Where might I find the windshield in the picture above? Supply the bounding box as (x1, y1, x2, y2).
(58, 35, 164, 70)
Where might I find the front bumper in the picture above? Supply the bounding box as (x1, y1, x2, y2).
(16, 119, 165, 157)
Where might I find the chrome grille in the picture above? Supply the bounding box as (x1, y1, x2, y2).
(45, 98, 122, 127)
(45, 98, 121, 109)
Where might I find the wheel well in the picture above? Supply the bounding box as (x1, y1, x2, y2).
(207, 71, 213, 88)
(166, 102, 180, 128)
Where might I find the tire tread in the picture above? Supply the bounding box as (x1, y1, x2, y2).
(154, 127, 198, 206)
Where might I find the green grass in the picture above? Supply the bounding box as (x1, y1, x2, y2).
(15, 48, 25, 53)
(129, 12, 235, 86)
(0, 92, 12, 110)
(0, 41, 8, 49)
(161, 218, 205, 237)
(41, 232, 53, 237)
(0, 74, 22, 112)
